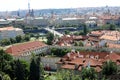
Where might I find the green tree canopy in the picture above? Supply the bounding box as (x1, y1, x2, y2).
(4, 59, 29, 80)
(3, 74, 11, 80)
(23, 35, 30, 41)
(0, 39, 11, 46)
(64, 30, 70, 35)
(109, 24, 116, 30)
(0, 49, 13, 71)
(46, 32, 54, 45)
(29, 55, 44, 80)
(81, 67, 97, 80)
(83, 24, 89, 35)
(14, 59, 28, 80)
(55, 70, 81, 80)
(9, 38, 16, 44)
(102, 60, 117, 76)
(15, 35, 22, 43)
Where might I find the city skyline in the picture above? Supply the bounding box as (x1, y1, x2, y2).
(0, 0, 120, 11)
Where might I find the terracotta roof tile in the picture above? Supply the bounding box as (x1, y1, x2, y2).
(5, 41, 47, 56)
(104, 53, 120, 62)
(61, 64, 75, 69)
(107, 43, 120, 49)
(58, 51, 120, 72)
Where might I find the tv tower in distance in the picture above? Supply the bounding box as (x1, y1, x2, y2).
(28, 0, 31, 14)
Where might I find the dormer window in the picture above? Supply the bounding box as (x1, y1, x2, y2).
(95, 55, 99, 59)
(83, 59, 86, 63)
(90, 55, 94, 59)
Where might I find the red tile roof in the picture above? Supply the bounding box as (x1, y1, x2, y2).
(104, 53, 120, 62)
(73, 36, 89, 40)
(61, 64, 75, 69)
(58, 51, 120, 72)
(56, 35, 88, 46)
(5, 41, 47, 56)
(90, 31, 104, 37)
(99, 15, 120, 20)
(0, 26, 13, 31)
(107, 43, 120, 49)
(0, 26, 22, 31)
(63, 51, 109, 60)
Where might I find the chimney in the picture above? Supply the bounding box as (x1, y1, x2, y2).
(67, 53, 70, 57)
(110, 51, 113, 54)
(73, 56, 76, 59)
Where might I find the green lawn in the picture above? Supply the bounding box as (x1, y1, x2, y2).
(30, 37, 47, 42)
(45, 75, 57, 80)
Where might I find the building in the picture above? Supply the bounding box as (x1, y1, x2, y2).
(99, 30, 120, 42)
(57, 51, 120, 73)
(98, 15, 120, 25)
(85, 16, 98, 27)
(24, 16, 49, 26)
(0, 26, 24, 40)
(0, 19, 10, 25)
(87, 30, 120, 48)
(5, 41, 48, 57)
(55, 35, 88, 46)
(32, 17, 49, 26)
(41, 57, 60, 70)
(54, 17, 85, 26)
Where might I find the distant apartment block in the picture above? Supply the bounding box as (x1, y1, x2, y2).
(0, 26, 24, 40)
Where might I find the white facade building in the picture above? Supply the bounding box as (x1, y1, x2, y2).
(0, 27, 24, 40)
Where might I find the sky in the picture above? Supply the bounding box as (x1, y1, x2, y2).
(0, 0, 120, 11)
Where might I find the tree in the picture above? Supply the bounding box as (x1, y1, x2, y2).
(81, 67, 97, 80)
(6, 59, 29, 80)
(51, 48, 71, 57)
(10, 38, 16, 44)
(46, 32, 54, 45)
(0, 49, 13, 72)
(102, 60, 117, 76)
(5, 59, 29, 80)
(3, 74, 11, 80)
(29, 55, 44, 80)
(74, 41, 79, 46)
(83, 24, 89, 35)
(23, 35, 30, 41)
(15, 35, 22, 43)
(104, 42, 108, 47)
(74, 41, 84, 46)
(14, 59, 28, 80)
(79, 41, 84, 46)
(64, 30, 70, 35)
(35, 34, 40, 39)
(0, 39, 11, 46)
(55, 70, 81, 80)
(109, 24, 116, 30)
